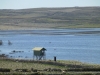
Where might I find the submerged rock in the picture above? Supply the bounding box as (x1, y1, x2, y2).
(0, 40, 3, 45)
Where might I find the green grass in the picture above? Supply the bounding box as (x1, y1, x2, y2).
(0, 59, 100, 70)
(0, 59, 65, 70)
(0, 59, 100, 75)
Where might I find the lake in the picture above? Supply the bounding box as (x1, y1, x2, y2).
(0, 28, 100, 64)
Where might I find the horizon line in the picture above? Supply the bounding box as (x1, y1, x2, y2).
(0, 6, 100, 10)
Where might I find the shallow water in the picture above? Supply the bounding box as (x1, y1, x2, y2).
(0, 28, 100, 64)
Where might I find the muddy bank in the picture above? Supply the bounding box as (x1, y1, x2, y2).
(0, 28, 100, 35)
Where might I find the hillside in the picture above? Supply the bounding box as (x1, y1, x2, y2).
(0, 7, 100, 30)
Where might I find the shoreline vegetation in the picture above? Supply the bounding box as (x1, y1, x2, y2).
(0, 24, 100, 30)
(0, 57, 100, 75)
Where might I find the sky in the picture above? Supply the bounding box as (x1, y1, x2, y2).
(0, 0, 100, 9)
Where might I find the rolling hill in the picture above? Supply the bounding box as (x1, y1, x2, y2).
(0, 7, 100, 30)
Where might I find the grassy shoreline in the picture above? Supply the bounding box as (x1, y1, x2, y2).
(0, 58, 100, 75)
(0, 24, 100, 30)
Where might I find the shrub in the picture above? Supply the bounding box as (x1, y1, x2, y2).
(30, 72, 45, 75)
(15, 69, 29, 72)
(32, 69, 38, 72)
(83, 68, 100, 71)
(0, 68, 10, 72)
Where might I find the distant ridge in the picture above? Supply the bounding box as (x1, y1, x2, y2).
(0, 7, 100, 30)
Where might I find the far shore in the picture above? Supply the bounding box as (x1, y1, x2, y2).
(0, 27, 100, 30)
(0, 27, 100, 35)
(0, 24, 100, 31)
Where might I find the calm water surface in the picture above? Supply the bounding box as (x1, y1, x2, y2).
(0, 28, 100, 64)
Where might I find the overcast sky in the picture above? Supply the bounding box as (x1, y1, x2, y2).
(0, 0, 100, 9)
